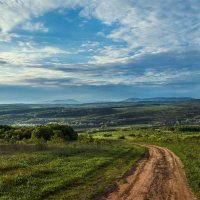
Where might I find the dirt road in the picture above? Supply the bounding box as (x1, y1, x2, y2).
(104, 145, 196, 200)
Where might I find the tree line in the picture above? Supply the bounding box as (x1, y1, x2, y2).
(0, 124, 78, 143)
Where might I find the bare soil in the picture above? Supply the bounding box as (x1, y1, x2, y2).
(101, 145, 196, 200)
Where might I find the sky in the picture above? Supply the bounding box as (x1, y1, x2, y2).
(0, 0, 200, 103)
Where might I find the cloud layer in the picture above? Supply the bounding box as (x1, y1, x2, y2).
(0, 0, 200, 101)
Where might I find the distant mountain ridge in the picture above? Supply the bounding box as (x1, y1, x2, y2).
(45, 99, 80, 104)
(123, 97, 194, 102)
(43, 97, 195, 105)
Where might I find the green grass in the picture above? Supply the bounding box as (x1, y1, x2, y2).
(1, 126, 199, 199)
(0, 141, 146, 200)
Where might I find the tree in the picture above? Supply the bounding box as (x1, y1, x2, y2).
(31, 126, 53, 141)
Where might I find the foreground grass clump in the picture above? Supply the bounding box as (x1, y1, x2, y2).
(0, 140, 146, 200)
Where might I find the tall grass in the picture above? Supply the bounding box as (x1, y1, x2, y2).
(0, 140, 146, 200)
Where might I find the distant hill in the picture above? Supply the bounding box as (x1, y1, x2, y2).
(45, 99, 80, 104)
(123, 98, 142, 102)
(43, 97, 194, 105)
(123, 97, 194, 102)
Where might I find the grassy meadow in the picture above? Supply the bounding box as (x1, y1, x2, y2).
(0, 140, 146, 200)
(0, 124, 199, 199)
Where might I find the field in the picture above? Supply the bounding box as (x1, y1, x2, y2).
(0, 100, 199, 199)
(0, 99, 199, 129)
(0, 140, 146, 200)
(1, 127, 199, 199)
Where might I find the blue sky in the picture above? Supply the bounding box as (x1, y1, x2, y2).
(0, 0, 200, 103)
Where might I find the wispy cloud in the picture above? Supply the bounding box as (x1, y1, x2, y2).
(1, 51, 199, 89)
(0, 0, 82, 32)
(1, 0, 200, 54)
(22, 22, 49, 32)
(0, 43, 69, 64)
(0, 0, 200, 101)
(80, 0, 200, 63)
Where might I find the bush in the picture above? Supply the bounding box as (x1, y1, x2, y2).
(0, 125, 13, 132)
(103, 133, 112, 137)
(0, 124, 77, 143)
(128, 133, 136, 137)
(46, 124, 78, 141)
(32, 126, 52, 141)
(78, 134, 94, 143)
(32, 124, 78, 142)
(118, 135, 126, 139)
(176, 125, 200, 132)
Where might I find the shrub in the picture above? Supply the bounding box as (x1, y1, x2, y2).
(32, 126, 53, 141)
(46, 124, 78, 141)
(128, 133, 136, 137)
(103, 133, 112, 137)
(0, 125, 13, 132)
(176, 125, 200, 132)
(78, 134, 94, 143)
(18, 130, 32, 140)
(0, 124, 77, 143)
(118, 135, 126, 139)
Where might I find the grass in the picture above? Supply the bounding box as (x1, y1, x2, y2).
(0, 141, 146, 200)
(1, 126, 199, 199)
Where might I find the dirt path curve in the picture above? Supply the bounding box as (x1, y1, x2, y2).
(104, 145, 196, 200)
